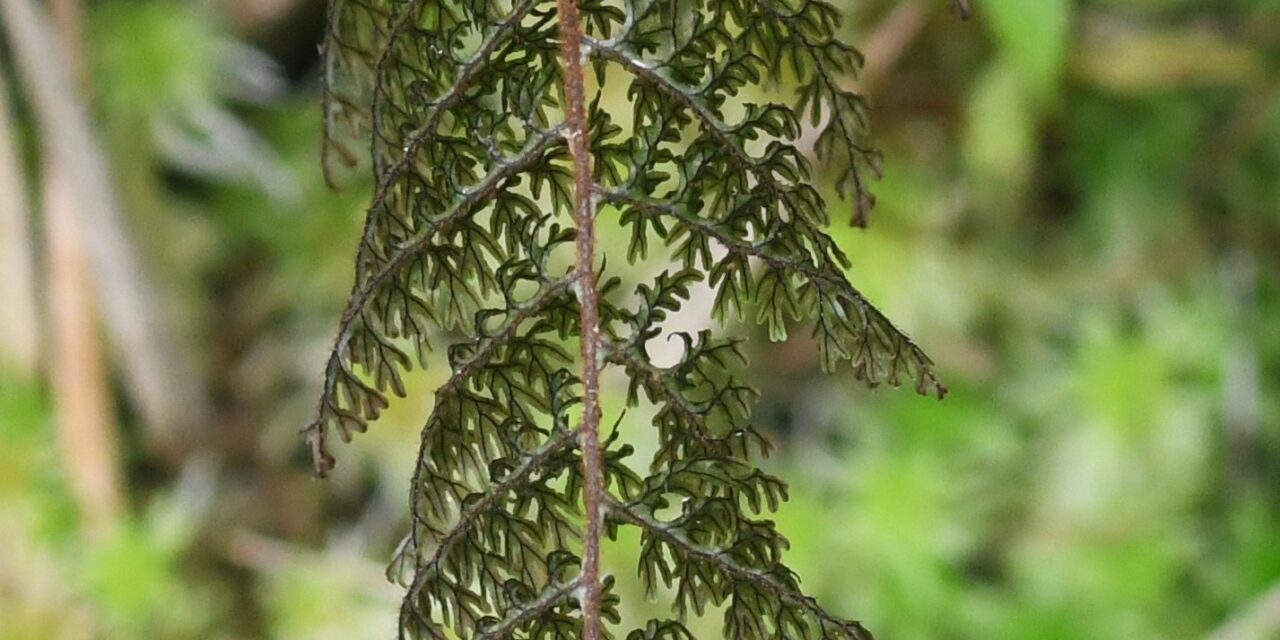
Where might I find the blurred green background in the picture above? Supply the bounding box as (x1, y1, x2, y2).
(1, 0, 1278, 638)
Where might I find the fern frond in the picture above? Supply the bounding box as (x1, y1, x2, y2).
(310, 0, 952, 637)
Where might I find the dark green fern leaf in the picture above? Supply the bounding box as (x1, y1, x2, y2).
(308, 0, 952, 638)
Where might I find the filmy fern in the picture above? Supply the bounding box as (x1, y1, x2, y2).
(306, 1, 949, 638)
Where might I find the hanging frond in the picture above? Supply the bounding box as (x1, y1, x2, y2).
(308, 0, 951, 638)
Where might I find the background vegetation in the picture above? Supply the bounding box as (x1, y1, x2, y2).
(1, 0, 1277, 638)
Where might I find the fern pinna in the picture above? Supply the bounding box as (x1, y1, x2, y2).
(306, 1, 947, 638)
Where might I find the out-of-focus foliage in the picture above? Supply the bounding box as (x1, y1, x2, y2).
(0, 0, 1277, 639)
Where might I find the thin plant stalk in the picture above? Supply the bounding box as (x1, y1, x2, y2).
(554, 0, 605, 636)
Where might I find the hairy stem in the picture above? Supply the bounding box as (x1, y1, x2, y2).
(554, 0, 604, 637)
